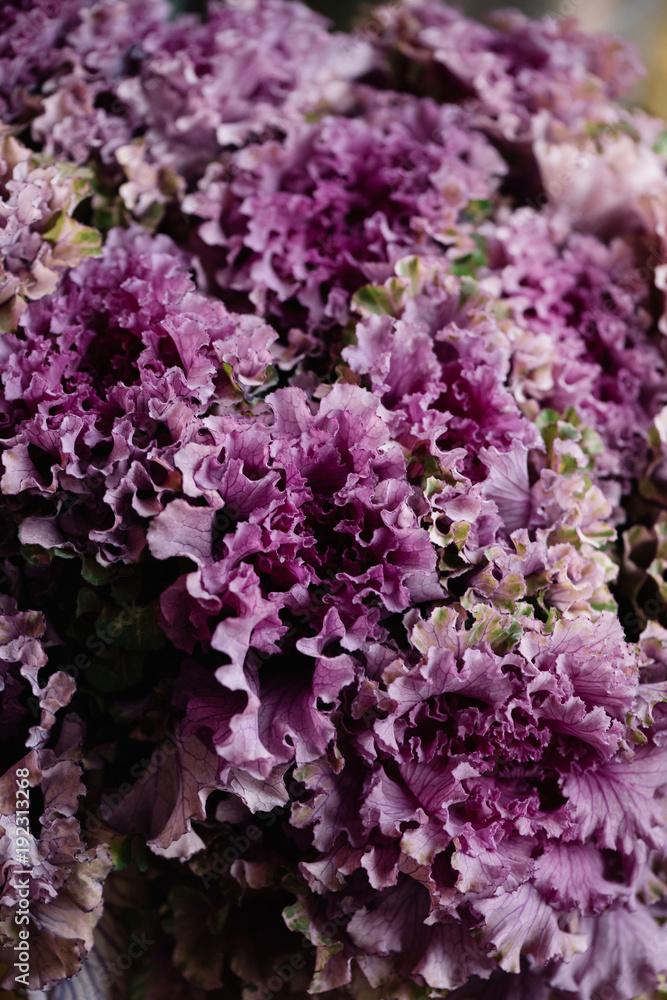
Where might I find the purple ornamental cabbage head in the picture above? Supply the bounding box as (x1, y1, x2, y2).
(0, 1, 666, 998)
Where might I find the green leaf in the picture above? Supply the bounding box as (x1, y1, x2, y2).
(462, 198, 492, 223)
(19, 544, 53, 566)
(108, 834, 149, 873)
(39, 210, 66, 242)
(451, 253, 474, 277)
(76, 587, 104, 617)
(395, 254, 421, 295)
(138, 199, 165, 233)
(70, 225, 102, 250)
(466, 604, 524, 654)
(282, 901, 311, 937)
(535, 408, 561, 429)
(95, 603, 165, 651)
(458, 275, 479, 306)
(82, 556, 115, 586)
(351, 283, 396, 316)
(451, 235, 488, 277)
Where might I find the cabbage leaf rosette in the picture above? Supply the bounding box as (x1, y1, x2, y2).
(0, 1, 667, 998)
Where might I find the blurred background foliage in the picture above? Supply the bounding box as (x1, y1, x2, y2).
(170, 0, 667, 117)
